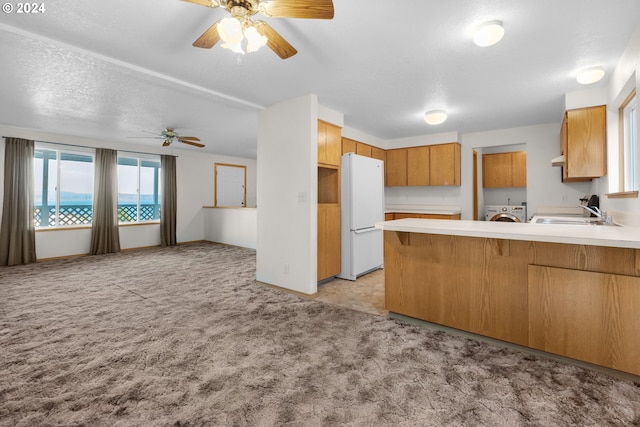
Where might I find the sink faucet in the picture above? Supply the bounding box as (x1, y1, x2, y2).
(579, 205, 612, 224)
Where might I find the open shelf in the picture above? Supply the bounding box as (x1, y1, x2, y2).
(318, 166, 339, 204)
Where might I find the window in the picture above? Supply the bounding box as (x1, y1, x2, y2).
(619, 89, 637, 192)
(117, 155, 161, 223)
(34, 145, 94, 228)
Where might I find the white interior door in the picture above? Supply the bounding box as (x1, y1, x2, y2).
(216, 164, 246, 207)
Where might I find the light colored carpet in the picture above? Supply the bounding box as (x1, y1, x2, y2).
(1, 242, 639, 426)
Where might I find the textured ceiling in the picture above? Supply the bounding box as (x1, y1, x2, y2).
(1, 0, 639, 158)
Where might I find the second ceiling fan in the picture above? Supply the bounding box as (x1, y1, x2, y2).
(181, 0, 334, 59)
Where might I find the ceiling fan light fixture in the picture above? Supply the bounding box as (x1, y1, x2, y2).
(473, 20, 504, 47)
(244, 26, 267, 53)
(218, 17, 244, 43)
(424, 110, 448, 125)
(576, 67, 605, 85)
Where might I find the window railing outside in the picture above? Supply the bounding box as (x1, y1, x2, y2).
(34, 204, 160, 227)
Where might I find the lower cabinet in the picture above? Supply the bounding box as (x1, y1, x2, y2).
(384, 232, 640, 375)
(387, 212, 461, 220)
(317, 204, 341, 281)
(528, 266, 640, 375)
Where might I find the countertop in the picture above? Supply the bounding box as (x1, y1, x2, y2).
(384, 204, 462, 215)
(375, 218, 640, 249)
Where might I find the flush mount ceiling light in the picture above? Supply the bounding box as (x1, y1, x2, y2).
(576, 67, 606, 85)
(473, 20, 505, 47)
(424, 110, 448, 125)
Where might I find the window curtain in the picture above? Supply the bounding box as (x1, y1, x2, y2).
(90, 148, 120, 255)
(160, 155, 177, 246)
(0, 137, 37, 266)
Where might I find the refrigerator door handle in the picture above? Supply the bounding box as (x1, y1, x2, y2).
(353, 227, 377, 234)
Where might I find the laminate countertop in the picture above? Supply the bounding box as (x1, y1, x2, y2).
(375, 218, 640, 249)
(384, 205, 462, 215)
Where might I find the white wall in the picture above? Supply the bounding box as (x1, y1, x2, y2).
(203, 207, 257, 249)
(0, 126, 257, 259)
(256, 94, 318, 295)
(600, 23, 640, 224)
(462, 124, 594, 220)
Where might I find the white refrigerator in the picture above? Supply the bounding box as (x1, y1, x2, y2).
(338, 153, 384, 281)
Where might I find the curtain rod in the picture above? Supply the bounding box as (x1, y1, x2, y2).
(2, 136, 178, 157)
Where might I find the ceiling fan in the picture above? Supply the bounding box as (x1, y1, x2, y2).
(128, 128, 205, 148)
(181, 0, 334, 59)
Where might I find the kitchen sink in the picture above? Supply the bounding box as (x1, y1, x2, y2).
(530, 216, 619, 226)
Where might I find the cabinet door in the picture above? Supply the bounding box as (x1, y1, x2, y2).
(482, 152, 512, 188)
(385, 149, 408, 186)
(318, 204, 341, 281)
(565, 105, 606, 179)
(407, 146, 430, 186)
(342, 137, 357, 155)
(431, 143, 461, 186)
(356, 142, 372, 157)
(512, 151, 527, 187)
(318, 120, 341, 166)
(528, 265, 640, 375)
(371, 147, 386, 162)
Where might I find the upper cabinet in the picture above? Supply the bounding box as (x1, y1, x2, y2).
(371, 146, 385, 162)
(385, 148, 408, 186)
(386, 142, 461, 187)
(482, 151, 527, 188)
(318, 120, 342, 166)
(430, 143, 461, 186)
(342, 137, 385, 163)
(561, 105, 607, 181)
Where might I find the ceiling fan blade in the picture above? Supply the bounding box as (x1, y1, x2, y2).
(254, 21, 297, 59)
(179, 139, 205, 148)
(180, 0, 219, 8)
(178, 136, 201, 141)
(261, 0, 334, 19)
(162, 140, 172, 147)
(193, 20, 222, 49)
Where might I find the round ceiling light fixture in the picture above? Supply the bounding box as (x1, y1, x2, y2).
(473, 20, 505, 47)
(576, 67, 606, 85)
(424, 110, 448, 125)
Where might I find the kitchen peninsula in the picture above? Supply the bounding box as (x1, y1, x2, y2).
(376, 218, 640, 376)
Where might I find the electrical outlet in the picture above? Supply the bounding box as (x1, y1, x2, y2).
(562, 194, 568, 203)
(283, 263, 290, 274)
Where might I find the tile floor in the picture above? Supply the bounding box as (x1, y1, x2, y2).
(313, 268, 387, 316)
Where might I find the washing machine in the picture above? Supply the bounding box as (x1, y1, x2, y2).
(485, 205, 527, 222)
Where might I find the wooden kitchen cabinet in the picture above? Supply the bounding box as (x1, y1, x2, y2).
(388, 212, 461, 220)
(407, 146, 430, 186)
(384, 228, 640, 376)
(528, 265, 640, 375)
(356, 142, 372, 157)
(384, 233, 529, 345)
(561, 105, 607, 181)
(482, 151, 527, 188)
(341, 137, 357, 155)
(371, 146, 385, 162)
(317, 121, 341, 281)
(385, 148, 408, 186)
(317, 203, 341, 281)
(430, 143, 461, 186)
(386, 143, 461, 187)
(342, 138, 385, 165)
(318, 120, 342, 166)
